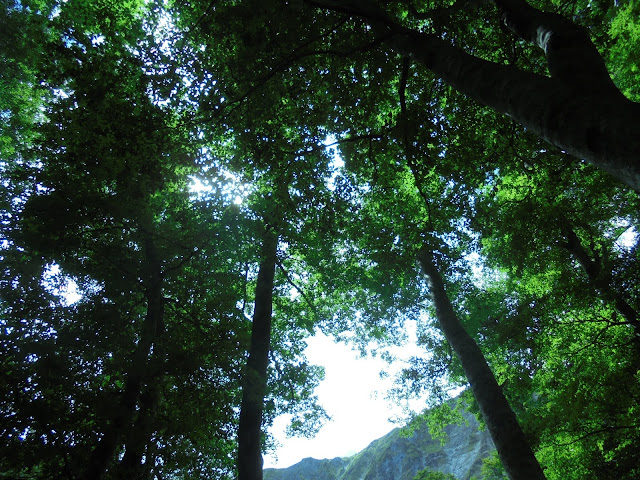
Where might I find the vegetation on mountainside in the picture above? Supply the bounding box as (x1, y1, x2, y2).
(264, 407, 493, 480)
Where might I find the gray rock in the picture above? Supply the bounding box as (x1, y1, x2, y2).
(264, 410, 495, 480)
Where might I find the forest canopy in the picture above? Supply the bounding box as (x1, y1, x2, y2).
(1, 0, 639, 479)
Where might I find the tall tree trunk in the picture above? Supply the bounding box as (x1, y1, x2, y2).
(116, 384, 161, 479)
(116, 224, 166, 478)
(417, 249, 547, 480)
(237, 227, 278, 480)
(81, 219, 164, 480)
(561, 223, 640, 338)
(307, 0, 640, 191)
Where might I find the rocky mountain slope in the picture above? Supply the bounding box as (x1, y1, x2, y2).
(264, 409, 496, 480)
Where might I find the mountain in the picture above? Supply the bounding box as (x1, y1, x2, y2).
(264, 409, 496, 480)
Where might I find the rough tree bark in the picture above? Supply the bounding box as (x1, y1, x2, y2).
(237, 226, 279, 480)
(417, 248, 547, 480)
(306, 0, 640, 191)
(81, 219, 165, 480)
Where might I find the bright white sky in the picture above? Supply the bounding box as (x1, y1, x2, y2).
(263, 325, 429, 469)
(258, 140, 415, 468)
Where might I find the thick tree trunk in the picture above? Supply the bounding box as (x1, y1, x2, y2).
(81, 222, 164, 480)
(561, 224, 640, 337)
(495, 0, 621, 96)
(237, 227, 278, 480)
(307, 0, 640, 191)
(417, 249, 547, 480)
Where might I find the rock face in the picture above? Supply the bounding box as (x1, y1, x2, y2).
(264, 410, 496, 480)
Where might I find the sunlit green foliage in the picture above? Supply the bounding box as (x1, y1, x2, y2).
(413, 466, 456, 480)
(2, 0, 640, 477)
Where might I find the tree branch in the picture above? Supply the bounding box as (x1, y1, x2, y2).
(277, 261, 321, 327)
(560, 222, 640, 338)
(493, 0, 621, 95)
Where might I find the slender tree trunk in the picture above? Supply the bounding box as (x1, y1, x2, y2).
(81, 370, 146, 480)
(417, 249, 547, 480)
(116, 384, 160, 479)
(561, 223, 640, 338)
(116, 225, 166, 478)
(81, 220, 164, 480)
(237, 227, 278, 480)
(307, 0, 640, 191)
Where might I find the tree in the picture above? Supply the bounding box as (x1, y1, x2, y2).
(413, 466, 457, 480)
(238, 225, 278, 480)
(0, 11, 249, 474)
(1, 2, 309, 478)
(3, 0, 640, 479)
(418, 250, 546, 480)
(304, 0, 640, 191)
(463, 119, 640, 478)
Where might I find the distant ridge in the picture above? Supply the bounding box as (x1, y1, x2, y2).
(264, 409, 495, 480)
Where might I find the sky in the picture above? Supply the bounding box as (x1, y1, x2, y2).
(260, 139, 410, 469)
(263, 325, 428, 470)
(191, 141, 437, 470)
